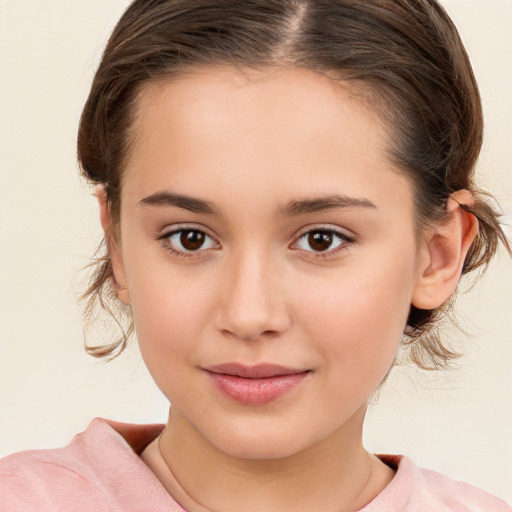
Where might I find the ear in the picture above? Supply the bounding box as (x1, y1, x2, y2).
(412, 190, 478, 310)
(97, 187, 130, 305)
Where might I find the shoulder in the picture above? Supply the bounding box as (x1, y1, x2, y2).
(0, 443, 110, 512)
(414, 463, 511, 512)
(0, 418, 169, 512)
(362, 454, 511, 512)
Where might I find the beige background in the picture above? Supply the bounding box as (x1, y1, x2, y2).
(1, 0, 511, 503)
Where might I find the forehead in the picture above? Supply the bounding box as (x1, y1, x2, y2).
(122, 66, 414, 218)
(132, 66, 386, 152)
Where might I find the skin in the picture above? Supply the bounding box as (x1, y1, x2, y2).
(100, 66, 477, 511)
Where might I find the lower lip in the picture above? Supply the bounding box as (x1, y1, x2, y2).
(206, 371, 310, 405)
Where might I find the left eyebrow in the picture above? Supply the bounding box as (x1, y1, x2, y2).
(279, 194, 377, 216)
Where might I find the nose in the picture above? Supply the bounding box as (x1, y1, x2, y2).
(214, 248, 291, 341)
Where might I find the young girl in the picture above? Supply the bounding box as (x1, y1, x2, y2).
(1, 0, 511, 510)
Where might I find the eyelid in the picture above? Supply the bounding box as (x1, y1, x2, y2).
(292, 224, 355, 243)
(289, 224, 356, 258)
(157, 224, 221, 256)
(157, 223, 218, 240)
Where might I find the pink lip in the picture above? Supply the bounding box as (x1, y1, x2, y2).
(203, 363, 310, 405)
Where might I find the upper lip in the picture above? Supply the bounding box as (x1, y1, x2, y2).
(204, 363, 308, 379)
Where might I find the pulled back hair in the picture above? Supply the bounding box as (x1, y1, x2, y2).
(78, 0, 510, 368)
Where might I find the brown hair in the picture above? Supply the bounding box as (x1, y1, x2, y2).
(78, 0, 510, 368)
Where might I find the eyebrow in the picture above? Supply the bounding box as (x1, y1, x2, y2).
(139, 191, 222, 215)
(139, 191, 377, 217)
(279, 194, 377, 216)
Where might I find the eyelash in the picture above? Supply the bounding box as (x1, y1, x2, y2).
(157, 226, 354, 260)
(291, 227, 354, 260)
(158, 226, 219, 259)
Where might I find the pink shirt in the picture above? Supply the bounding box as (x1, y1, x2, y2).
(1, 418, 510, 511)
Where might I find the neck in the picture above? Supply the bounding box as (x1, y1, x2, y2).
(144, 405, 394, 512)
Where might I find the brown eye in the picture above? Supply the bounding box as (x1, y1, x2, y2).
(295, 229, 348, 254)
(308, 231, 334, 252)
(180, 230, 206, 251)
(164, 229, 218, 254)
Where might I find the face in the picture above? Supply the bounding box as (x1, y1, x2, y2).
(111, 66, 425, 459)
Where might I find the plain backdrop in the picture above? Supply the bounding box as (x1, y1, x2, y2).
(1, 0, 511, 504)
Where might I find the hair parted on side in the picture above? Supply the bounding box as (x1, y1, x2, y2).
(78, 0, 510, 368)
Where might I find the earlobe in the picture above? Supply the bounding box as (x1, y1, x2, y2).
(96, 187, 131, 306)
(412, 190, 478, 310)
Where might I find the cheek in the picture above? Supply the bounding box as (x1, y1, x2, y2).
(125, 255, 217, 360)
(295, 254, 415, 373)
(126, 263, 220, 405)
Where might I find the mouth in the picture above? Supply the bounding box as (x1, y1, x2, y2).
(203, 363, 311, 405)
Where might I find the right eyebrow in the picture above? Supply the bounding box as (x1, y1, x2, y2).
(139, 191, 222, 216)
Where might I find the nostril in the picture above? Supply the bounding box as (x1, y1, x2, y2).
(220, 327, 280, 342)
